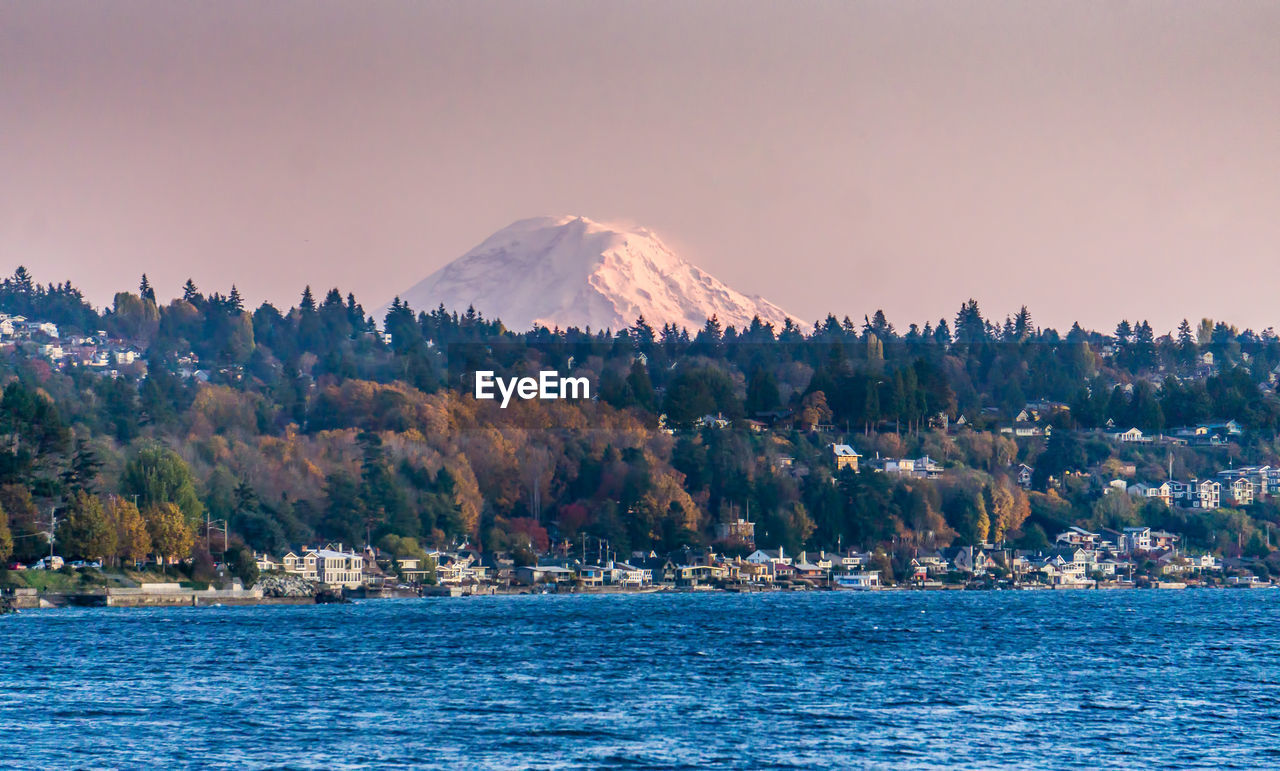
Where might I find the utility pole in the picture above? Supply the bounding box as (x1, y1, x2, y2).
(47, 507, 57, 562)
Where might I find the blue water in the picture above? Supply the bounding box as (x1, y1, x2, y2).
(4, 591, 1280, 769)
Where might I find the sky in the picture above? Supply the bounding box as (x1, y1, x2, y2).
(3, 0, 1279, 334)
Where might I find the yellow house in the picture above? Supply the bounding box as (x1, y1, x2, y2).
(830, 443, 861, 472)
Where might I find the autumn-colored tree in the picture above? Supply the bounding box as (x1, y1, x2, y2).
(145, 502, 195, 564)
(0, 503, 12, 562)
(58, 491, 116, 562)
(799, 391, 833, 431)
(640, 472, 701, 535)
(985, 482, 1029, 543)
(105, 496, 151, 566)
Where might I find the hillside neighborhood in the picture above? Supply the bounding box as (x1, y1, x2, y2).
(7, 268, 1280, 609)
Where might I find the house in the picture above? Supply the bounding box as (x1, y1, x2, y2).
(1000, 422, 1049, 438)
(791, 560, 826, 581)
(913, 456, 944, 479)
(1097, 557, 1130, 578)
(1219, 466, 1270, 501)
(1055, 527, 1099, 549)
(911, 551, 950, 577)
(945, 546, 997, 575)
(605, 561, 651, 587)
(676, 563, 724, 586)
(698, 413, 731, 430)
(254, 553, 282, 573)
(830, 444, 861, 472)
(636, 555, 678, 585)
(281, 551, 318, 580)
(1105, 479, 1128, 494)
(822, 550, 870, 571)
(747, 547, 790, 566)
(867, 455, 943, 479)
(515, 565, 574, 585)
(797, 551, 833, 571)
(1110, 427, 1147, 443)
(1098, 528, 1125, 552)
(736, 560, 774, 584)
(395, 557, 437, 582)
(1176, 479, 1220, 510)
(834, 571, 881, 590)
(1222, 476, 1254, 507)
(575, 565, 606, 586)
(1016, 463, 1035, 489)
(1129, 482, 1173, 508)
(1172, 421, 1241, 446)
(1122, 527, 1153, 553)
(313, 546, 364, 587)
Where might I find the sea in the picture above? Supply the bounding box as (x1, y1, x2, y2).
(4, 590, 1280, 769)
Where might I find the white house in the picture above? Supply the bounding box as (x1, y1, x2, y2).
(834, 570, 881, 590)
(1111, 427, 1147, 443)
(313, 547, 364, 587)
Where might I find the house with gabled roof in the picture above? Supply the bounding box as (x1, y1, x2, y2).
(830, 443, 861, 472)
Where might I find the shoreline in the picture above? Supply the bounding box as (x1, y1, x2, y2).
(6, 578, 1267, 613)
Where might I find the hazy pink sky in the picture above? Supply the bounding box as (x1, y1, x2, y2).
(3, 1, 1278, 333)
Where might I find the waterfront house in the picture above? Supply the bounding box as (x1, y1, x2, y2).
(515, 565, 574, 585)
(313, 546, 364, 587)
(945, 546, 997, 575)
(747, 547, 791, 566)
(395, 558, 437, 583)
(792, 560, 826, 581)
(737, 560, 773, 584)
(254, 553, 282, 573)
(911, 551, 950, 577)
(771, 561, 797, 580)
(281, 551, 318, 580)
(834, 571, 881, 590)
(605, 561, 651, 587)
(676, 564, 724, 587)
(575, 565, 606, 587)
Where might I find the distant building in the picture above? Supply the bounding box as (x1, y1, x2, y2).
(1016, 463, 1034, 489)
(313, 546, 364, 587)
(830, 444, 861, 472)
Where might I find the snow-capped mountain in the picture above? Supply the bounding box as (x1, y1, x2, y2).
(391, 215, 797, 332)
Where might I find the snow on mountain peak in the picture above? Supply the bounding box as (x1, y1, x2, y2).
(391, 216, 798, 333)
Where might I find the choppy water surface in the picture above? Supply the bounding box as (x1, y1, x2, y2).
(4, 590, 1280, 768)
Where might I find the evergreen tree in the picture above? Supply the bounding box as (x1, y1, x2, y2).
(1014, 306, 1033, 340)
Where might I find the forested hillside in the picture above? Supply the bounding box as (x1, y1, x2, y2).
(4, 267, 1280, 572)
